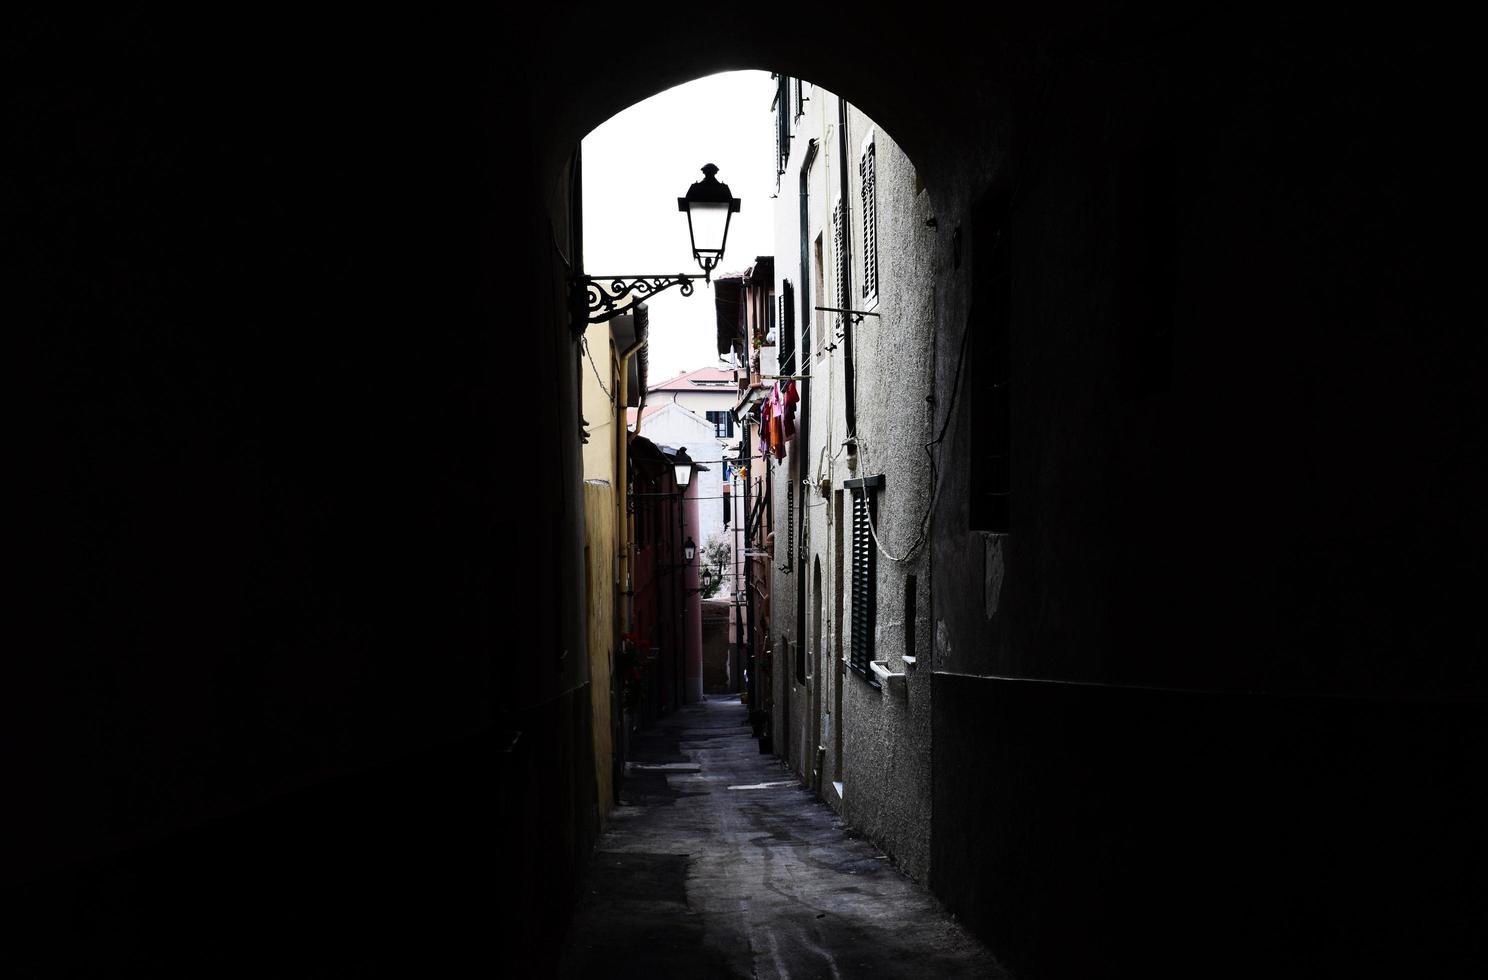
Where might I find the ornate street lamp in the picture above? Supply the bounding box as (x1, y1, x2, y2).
(677, 164, 741, 283)
(571, 164, 742, 332)
(682, 536, 696, 563)
(673, 460, 694, 488)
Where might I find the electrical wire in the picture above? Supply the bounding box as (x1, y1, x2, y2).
(853, 285, 972, 565)
(581, 334, 615, 404)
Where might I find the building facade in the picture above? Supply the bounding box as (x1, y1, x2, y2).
(760, 76, 940, 877)
(579, 307, 649, 819)
(633, 400, 729, 579)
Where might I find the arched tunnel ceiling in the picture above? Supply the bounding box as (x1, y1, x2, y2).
(523, 8, 1018, 212)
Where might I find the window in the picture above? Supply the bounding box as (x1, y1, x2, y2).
(844, 475, 883, 685)
(859, 140, 879, 306)
(798, 139, 818, 362)
(706, 410, 734, 439)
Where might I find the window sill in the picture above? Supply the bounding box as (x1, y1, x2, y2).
(870, 660, 906, 696)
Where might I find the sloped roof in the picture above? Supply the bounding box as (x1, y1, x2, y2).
(648, 366, 735, 391)
(625, 405, 666, 426)
(626, 401, 715, 432)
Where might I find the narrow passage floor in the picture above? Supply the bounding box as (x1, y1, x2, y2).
(560, 696, 1008, 979)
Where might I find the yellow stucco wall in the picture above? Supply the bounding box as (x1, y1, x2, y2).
(583, 479, 616, 819)
(581, 322, 618, 483)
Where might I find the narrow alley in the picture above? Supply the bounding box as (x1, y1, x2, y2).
(561, 697, 1006, 979)
(14, 11, 1485, 979)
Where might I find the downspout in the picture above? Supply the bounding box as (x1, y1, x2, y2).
(616, 325, 648, 636)
(837, 96, 857, 448)
(741, 418, 753, 714)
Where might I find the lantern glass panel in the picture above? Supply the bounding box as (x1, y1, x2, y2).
(688, 201, 731, 258)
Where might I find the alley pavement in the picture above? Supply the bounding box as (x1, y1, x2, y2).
(560, 696, 1008, 979)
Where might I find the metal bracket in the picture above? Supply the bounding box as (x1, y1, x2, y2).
(573, 274, 700, 327)
(814, 305, 880, 326)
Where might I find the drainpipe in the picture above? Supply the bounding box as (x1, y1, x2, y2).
(616, 328, 648, 636)
(740, 419, 753, 713)
(838, 96, 857, 447)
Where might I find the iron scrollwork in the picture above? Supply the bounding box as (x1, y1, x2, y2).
(574, 275, 699, 325)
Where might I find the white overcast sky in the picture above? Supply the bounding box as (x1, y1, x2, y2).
(583, 70, 777, 383)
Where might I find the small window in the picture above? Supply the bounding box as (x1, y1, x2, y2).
(706, 411, 734, 439)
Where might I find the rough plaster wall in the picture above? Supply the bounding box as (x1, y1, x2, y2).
(832, 103, 938, 883)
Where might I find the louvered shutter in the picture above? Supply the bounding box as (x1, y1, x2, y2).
(784, 480, 794, 574)
(849, 488, 875, 678)
(860, 143, 879, 302)
(779, 280, 795, 374)
(832, 200, 848, 340)
(775, 75, 790, 176)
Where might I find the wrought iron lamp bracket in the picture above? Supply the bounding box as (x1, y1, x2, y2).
(572, 274, 701, 328)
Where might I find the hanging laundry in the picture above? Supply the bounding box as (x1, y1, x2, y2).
(767, 384, 787, 460)
(781, 379, 799, 440)
(758, 399, 773, 456)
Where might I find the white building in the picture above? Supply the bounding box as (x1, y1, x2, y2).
(646, 367, 740, 444)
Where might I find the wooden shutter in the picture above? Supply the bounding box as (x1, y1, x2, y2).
(849, 488, 875, 680)
(832, 200, 848, 338)
(783, 479, 795, 574)
(860, 142, 879, 303)
(775, 74, 790, 177)
(779, 279, 795, 375)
